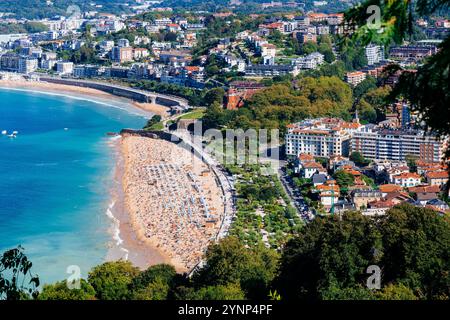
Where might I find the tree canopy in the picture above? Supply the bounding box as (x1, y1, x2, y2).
(87, 260, 140, 300)
(274, 204, 449, 300)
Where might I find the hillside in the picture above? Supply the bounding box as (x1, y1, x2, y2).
(0, 0, 136, 20)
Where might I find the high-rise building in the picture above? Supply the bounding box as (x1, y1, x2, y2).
(351, 126, 447, 162)
(0, 53, 20, 72)
(18, 56, 38, 74)
(365, 44, 384, 66)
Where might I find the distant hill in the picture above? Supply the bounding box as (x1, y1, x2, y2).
(160, 0, 355, 14)
(0, 0, 136, 20)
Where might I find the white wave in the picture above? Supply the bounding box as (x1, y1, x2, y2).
(105, 201, 123, 246)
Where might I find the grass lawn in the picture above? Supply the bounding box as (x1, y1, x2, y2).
(178, 108, 206, 120)
(147, 122, 164, 131)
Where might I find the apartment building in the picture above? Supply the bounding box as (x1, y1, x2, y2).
(245, 64, 299, 77)
(345, 71, 366, 86)
(351, 125, 447, 162)
(389, 45, 438, 60)
(18, 56, 38, 74)
(56, 61, 74, 75)
(292, 52, 324, 70)
(111, 46, 134, 63)
(0, 53, 20, 72)
(285, 118, 361, 157)
(365, 44, 384, 66)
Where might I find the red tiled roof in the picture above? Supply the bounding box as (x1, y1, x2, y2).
(298, 154, 315, 161)
(379, 184, 403, 193)
(408, 185, 441, 193)
(369, 199, 395, 208)
(426, 171, 449, 179)
(303, 162, 324, 169)
(393, 172, 421, 179)
(184, 66, 200, 72)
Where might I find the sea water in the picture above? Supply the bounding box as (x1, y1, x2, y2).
(0, 88, 147, 285)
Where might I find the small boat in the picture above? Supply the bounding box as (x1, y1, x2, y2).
(1, 130, 6, 135)
(8, 134, 16, 138)
(12, 131, 18, 135)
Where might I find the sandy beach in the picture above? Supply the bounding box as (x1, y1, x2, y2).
(0, 76, 222, 273)
(0, 78, 171, 118)
(120, 134, 226, 272)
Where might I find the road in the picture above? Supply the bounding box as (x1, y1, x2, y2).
(277, 162, 315, 222)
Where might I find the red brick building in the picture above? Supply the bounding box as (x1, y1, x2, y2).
(225, 81, 266, 110)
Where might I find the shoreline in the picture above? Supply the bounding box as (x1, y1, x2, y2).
(0, 78, 174, 272)
(106, 137, 172, 270)
(120, 134, 226, 272)
(0, 79, 171, 119)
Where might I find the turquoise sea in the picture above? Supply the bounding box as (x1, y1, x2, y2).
(0, 88, 147, 285)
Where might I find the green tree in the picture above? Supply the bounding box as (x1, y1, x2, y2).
(380, 204, 450, 299)
(376, 283, 419, 300)
(187, 283, 246, 300)
(0, 246, 39, 300)
(274, 212, 382, 300)
(132, 277, 171, 300)
(204, 87, 225, 106)
(300, 41, 318, 55)
(405, 154, 419, 172)
(88, 261, 140, 300)
(38, 279, 96, 300)
(130, 264, 177, 300)
(144, 115, 162, 130)
(350, 151, 370, 167)
(317, 37, 335, 63)
(362, 86, 392, 121)
(320, 283, 376, 300)
(356, 99, 377, 123)
(353, 76, 377, 100)
(333, 170, 355, 189)
(193, 237, 279, 299)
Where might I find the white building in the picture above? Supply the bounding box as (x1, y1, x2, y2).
(392, 172, 421, 187)
(365, 44, 384, 66)
(56, 61, 74, 75)
(154, 18, 172, 26)
(352, 126, 447, 163)
(283, 21, 298, 33)
(292, 52, 324, 69)
(18, 57, 38, 74)
(345, 71, 366, 86)
(260, 43, 277, 57)
(285, 118, 361, 157)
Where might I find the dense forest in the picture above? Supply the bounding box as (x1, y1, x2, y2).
(0, 0, 136, 20)
(160, 0, 356, 14)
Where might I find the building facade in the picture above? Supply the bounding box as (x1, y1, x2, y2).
(352, 126, 447, 162)
(285, 118, 361, 157)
